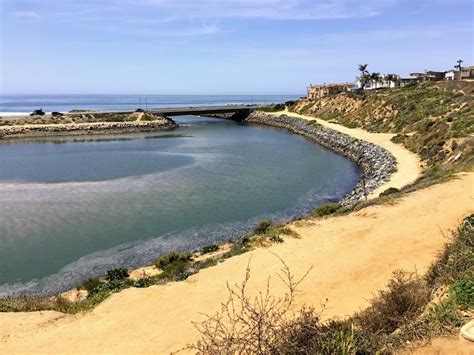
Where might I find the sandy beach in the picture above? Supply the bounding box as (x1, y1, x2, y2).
(1, 114, 472, 354)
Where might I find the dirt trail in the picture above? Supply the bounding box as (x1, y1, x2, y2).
(272, 110, 422, 197)
(1, 172, 472, 354)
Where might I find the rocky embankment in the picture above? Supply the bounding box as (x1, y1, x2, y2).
(0, 116, 177, 139)
(247, 111, 397, 205)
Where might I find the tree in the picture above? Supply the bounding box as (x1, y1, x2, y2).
(370, 72, 382, 89)
(384, 73, 397, 88)
(358, 64, 370, 90)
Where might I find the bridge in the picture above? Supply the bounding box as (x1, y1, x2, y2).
(146, 104, 259, 121)
(3, 105, 261, 122)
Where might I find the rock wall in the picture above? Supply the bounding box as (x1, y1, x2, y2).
(0, 118, 177, 139)
(247, 111, 397, 205)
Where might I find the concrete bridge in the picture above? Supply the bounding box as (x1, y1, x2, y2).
(146, 104, 259, 121)
(2, 105, 261, 123)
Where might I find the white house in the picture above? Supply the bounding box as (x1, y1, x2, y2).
(445, 70, 456, 81)
(353, 74, 401, 90)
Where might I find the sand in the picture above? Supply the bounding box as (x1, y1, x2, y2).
(1, 116, 472, 354)
(271, 110, 422, 197)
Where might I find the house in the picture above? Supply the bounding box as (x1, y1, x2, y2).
(307, 83, 352, 100)
(353, 74, 401, 90)
(399, 77, 419, 86)
(460, 65, 474, 79)
(445, 70, 456, 81)
(409, 71, 446, 82)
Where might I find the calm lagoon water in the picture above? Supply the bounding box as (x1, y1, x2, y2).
(0, 117, 360, 295)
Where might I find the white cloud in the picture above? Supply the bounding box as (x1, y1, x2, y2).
(13, 11, 40, 19)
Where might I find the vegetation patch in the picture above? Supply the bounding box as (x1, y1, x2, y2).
(200, 244, 219, 254)
(155, 251, 193, 269)
(105, 268, 129, 281)
(379, 187, 400, 197)
(312, 203, 342, 217)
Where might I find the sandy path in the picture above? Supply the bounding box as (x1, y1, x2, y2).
(271, 110, 422, 198)
(1, 172, 473, 354)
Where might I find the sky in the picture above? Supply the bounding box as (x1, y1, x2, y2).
(0, 0, 473, 94)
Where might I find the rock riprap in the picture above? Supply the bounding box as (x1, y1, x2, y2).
(246, 111, 397, 205)
(0, 117, 177, 139)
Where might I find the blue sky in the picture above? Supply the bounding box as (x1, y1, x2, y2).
(0, 0, 473, 94)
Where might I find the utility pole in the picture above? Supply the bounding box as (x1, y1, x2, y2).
(145, 97, 148, 111)
(139, 96, 142, 109)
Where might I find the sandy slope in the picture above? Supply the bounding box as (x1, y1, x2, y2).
(1, 172, 473, 354)
(271, 110, 422, 197)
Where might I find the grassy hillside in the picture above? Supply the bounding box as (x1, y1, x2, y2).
(289, 81, 474, 174)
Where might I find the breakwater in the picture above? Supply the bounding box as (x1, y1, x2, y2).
(0, 116, 177, 139)
(246, 112, 397, 204)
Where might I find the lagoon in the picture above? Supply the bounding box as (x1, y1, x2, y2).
(0, 116, 360, 295)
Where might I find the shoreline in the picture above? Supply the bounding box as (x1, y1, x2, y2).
(247, 111, 400, 204)
(271, 110, 422, 198)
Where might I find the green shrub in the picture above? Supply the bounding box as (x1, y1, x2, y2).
(254, 219, 272, 234)
(157, 260, 193, 281)
(312, 203, 342, 217)
(78, 277, 102, 292)
(450, 272, 474, 308)
(140, 113, 157, 121)
(428, 298, 462, 329)
(379, 187, 400, 197)
(105, 268, 129, 281)
(257, 104, 285, 112)
(155, 252, 193, 269)
(134, 277, 156, 288)
(201, 244, 219, 254)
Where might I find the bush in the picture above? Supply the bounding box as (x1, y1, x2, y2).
(428, 298, 463, 329)
(201, 244, 219, 254)
(157, 260, 194, 281)
(312, 203, 342, 217)
(379, 187, 400, 197)
(257, 104, 285, 112)
(134, 277, 156, 288)
(105, 268, 129, 281)
(450, 272, 474, 308)
(355, 271, 429, 335)
(155, 252, 193, 269)
(191, 257, 312, 353)
(78, 277, 102, 292)
(254, 219, 272, 234)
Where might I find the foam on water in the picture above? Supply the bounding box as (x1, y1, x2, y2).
(0, 122, 359, 296)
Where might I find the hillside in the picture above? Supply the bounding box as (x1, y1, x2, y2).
(289, 81, 474, 174)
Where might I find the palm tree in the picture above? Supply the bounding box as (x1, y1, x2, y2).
(369, 72, 381, 89)
(358, 64, 369, 90)
(384, 73, 397, 88)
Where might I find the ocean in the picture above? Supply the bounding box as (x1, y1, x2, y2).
(0, 94, 302, 115)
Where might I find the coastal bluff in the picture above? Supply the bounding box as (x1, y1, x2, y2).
(247, 111, 397, 204)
